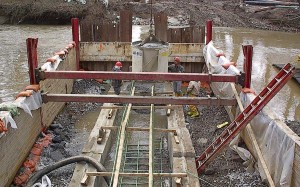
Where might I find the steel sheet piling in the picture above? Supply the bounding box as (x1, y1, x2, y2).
(243, 45, 253, 88)
(26, 38, 38, 84)
(72, 18, 80, 70)
(206, 20, 213, 45)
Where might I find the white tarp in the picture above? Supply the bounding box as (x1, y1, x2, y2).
(203, 41, 295, 186)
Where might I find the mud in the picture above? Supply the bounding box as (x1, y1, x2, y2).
(0, 0, 299, 32)
(186, 89, 267, 187)
(34, 79, 108, 186)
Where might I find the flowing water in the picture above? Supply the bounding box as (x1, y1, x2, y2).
(0, 25, 299, 121)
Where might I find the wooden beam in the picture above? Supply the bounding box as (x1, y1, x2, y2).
(112, 87, 135, 187)
(86, 172, 187, 178)
(230, 83, 275, 187)
(149, 86, 155, 187)
(99, 105, 178, 110)
(102, 126, 177, 133)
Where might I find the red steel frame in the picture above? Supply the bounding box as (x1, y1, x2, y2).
(206, 20, 212, 45)
(71, 18, 80, 71)
(42, 94, 237, 106)
(243, 45, 253, 88)
(26, 38, 38, 84)
(39, 71, 242, 83)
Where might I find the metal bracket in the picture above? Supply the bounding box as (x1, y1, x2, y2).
(35, 68, 45, 84)
(237, 72, 245, 87)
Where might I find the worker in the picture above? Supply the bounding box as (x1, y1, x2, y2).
(186, 81, 201, 118)
(168, 57, 184, 96)
(111, 61, 123, 95)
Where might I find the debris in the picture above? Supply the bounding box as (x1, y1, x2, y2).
(217, 122, 229, 129)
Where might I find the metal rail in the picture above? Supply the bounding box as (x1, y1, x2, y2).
(37, 70, 244, 85)
(42, 94, 237, 106)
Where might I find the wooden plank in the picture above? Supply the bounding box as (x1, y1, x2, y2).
(99, 105, 177, 110)
(112, 87, 135, 187)
(119, 11, 132, 42)
(154, 13, 168, 41)
(149, 86, 155, 187)
(102, 126, 177, 133)
(182, 27, 193, 43)
(80, 19, 94, 42)
(230, 83, 275, 187)
(87, 172, 188, 178)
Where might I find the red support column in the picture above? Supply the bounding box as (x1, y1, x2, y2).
(72, 18, 80, 70)
(26, 38, 38, 84)
(243, 45, 253, 88)
(206, 20, 213, 45)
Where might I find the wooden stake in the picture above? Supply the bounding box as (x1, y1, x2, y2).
(149, 86, 155, 187)
(112, 87, 135, 187)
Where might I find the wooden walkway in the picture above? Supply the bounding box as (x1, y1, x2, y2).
(273, 64, 300, 85)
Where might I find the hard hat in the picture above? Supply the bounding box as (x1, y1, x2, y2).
(174, 57, 180, 62)
(115, 61, 122, 67)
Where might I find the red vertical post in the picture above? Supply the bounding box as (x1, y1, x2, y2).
(72, 18, 80, 70)
(243, 45, 253, 88)
(206, 20, 213, 45)
(26, 38, 38, 85)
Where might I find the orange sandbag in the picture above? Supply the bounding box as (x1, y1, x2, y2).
(242, 88, 256, 95)
(69, 41, 76, 47)
(216, 53, 225, 57)
(25, 84, 40, 92)
(13, 169, 32, 186)
(63, 49, 69, 54)
(30, 154, 41, 163)
(54, 50, 66, 57)
(0, 120, 8, 133)
(46, 57, 56, 63)
(23, 159, 36, 172)
(95, 79, 104, 83)
(222, 61, 237, 70)
(16, 91, 32, 98)
(31, 147, 43, 156)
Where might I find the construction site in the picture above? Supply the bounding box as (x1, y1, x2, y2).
(0, 0, 300, 187)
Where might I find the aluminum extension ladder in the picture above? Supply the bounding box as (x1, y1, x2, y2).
(196, 63, 296, 174)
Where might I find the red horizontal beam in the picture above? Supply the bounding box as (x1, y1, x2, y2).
(42, 94, 237, 106)
(40, 71, 240, 83)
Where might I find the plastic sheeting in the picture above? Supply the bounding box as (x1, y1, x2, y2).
(203, 41, 295, 186)
(241, 93, 295, 187)
(0, 91, 42, 138)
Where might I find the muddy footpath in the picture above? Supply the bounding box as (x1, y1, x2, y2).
(0, 0, 300, 32)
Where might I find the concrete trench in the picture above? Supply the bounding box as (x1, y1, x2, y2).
(69, 81, 200, 187)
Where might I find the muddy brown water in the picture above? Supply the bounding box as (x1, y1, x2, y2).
(0, 25, 299, 119)
(213, 27, 300, 121)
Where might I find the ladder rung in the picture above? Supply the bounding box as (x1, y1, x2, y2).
(283, 69, 289, 73)
(275, 78, 280, 82)
(267, 87, 272, 92)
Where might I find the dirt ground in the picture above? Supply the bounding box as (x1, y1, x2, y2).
(186, 89, 267, 187)
(31, 79, 107, 186)
(0, 0, 299, 32)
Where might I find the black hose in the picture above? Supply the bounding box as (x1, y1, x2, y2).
(26, 156, 110, 186)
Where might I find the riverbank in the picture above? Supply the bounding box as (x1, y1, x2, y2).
(0, 0, 299, 32)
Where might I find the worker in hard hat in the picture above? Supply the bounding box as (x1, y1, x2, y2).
(168, 57, 184, 96)
(186, 81, 201, 118)
(111, 61, 123, 95)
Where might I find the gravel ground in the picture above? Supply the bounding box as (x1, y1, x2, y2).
(185, 89, 267, 187)
(35, 79, 108, 186)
